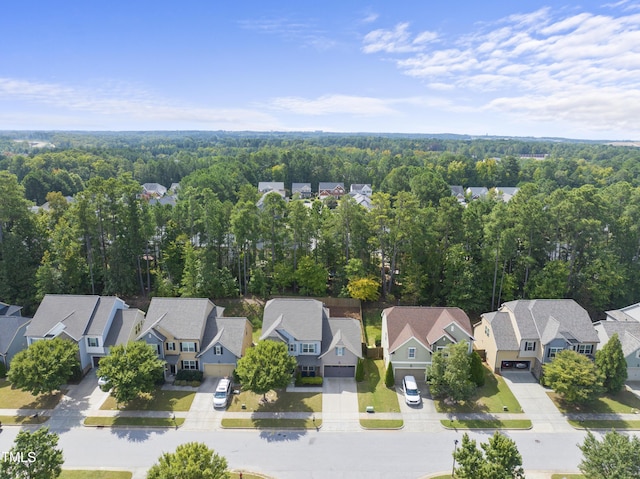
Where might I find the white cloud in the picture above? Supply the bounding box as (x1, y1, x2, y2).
(362, 23, 438, 54)
(238, 17, 336, 51)
(268, 94, 398, 116)
(0, 77, 279, 129)
(365, 7, 640, 135)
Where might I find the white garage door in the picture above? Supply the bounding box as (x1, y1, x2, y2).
(627, 368, 640, 381)
(394, 368, 425, 383)
(203, 363, 235, 378)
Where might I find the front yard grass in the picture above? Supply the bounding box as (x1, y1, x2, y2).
(60, 471, 132, 479)
(360, 419, 403, 429)
(569, 418, 640, 429)
(100, 389, 195, 411)
(362, 308, 382, 346)
(441, 418, 532, 429)
(357, 359, 400, 413)
(84, 416, 185, 427)
(227, 390, 322, 413)
(221, 418, 320, 429)
(434, 366, 522, 414)
(0, 414, 49, 425)
(548, 389, 640, 414)
(0, 379, 64, 409)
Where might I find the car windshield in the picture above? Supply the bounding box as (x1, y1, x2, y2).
(214, 391, 227, 398)
(406, 388, 419, 395)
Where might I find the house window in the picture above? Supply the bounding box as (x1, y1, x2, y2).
(87, 337, 99, 348)
(485, 326, 490, 337)
(301, 343, 316, 354)
(574, 344, 593, 355)
(214, 345, 223, 355)
(408, 347, 416, 359)
(301, 366, 316, 377)
(548, 347, 563, 359)
(289, 343, 297, 353)
(524, 341, 536, 351)
(180, 342, 196, 353)
(156, 344, 162, 355)
(166, 342, 175, 351)
(336, 346, 345, 356)
(181, 360, 198, 370)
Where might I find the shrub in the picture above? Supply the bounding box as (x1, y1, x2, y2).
(68, 365, 83, 384)
(0, 362, 6, 378)
(375, 335, 382, 347)
(385, 363, 395, 388)
(189, 380, 201, 387)
(296, 376, 323, 386)
(469, 351, 485, 387)
(175, 370, 203, 382)
(355, 358, 365, 382)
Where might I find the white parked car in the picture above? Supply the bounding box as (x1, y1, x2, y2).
(213, 378, 232, 408)
(97, 376, 109, 387)
(402, 375, 421, 406)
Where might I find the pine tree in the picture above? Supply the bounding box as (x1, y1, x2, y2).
(385, 362, 395, 388)
(596, 333, 628, 394)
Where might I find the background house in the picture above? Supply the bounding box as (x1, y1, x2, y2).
(474, 299, 599, 379)
(381, 306, 474, 381)
(291, 183, 312, 199)
(25, 294, 134, 373)
(260, 298, 363, 378)
(594, 302, 640, 381)
(318, 182, 345, 200)
(0, 302, 30, 370)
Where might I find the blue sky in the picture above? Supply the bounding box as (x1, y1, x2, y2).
(2, 1, 640, 139)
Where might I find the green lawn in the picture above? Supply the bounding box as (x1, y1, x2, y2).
(434, 366, 523, 414)
(441, 418, 532, 429)
(362, 308, 382, 346)
(100, 389, 195, 411)
(221, 418, 320, 429)
(0, 414, 48, 425)
(84, 416, 185, 427)
(357, 359, 400, 413)
(360, 419, 404, 429)
(569, 419, 640, 429)
(227, 390, 321, 413)
(548, 389, 640, 414)
(60, 471, 132, 479)
(0, 379, 64, 409)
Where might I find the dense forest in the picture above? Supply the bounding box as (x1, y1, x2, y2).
(2, 131, 640, 320)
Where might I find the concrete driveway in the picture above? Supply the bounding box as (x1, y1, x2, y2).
(321, 377, 359, 431)
(182, 376, 226, 430)
(395, 379, 443, 432)
(500, 371, 573, 432)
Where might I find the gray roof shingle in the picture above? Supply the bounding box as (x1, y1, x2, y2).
(199, 316, 250, 359)
(261, 298, 326, 342)
(320, 317, 363, 358)
(0, 316, 30, 354)
(104, 309, 145, 347)
(26, 295, 101, 340)
(139, 297, 214, 340)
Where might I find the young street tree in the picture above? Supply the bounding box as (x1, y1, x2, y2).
(453, 431, 525, 479)
(579, 430, 640, 479)
(543, 349, 603, 405)
(147, 442, 229, 479)
(235, 340, 297, 401)
(596, 333, 628, 394)
(427, 341, 475, 403)
(97, 341, 164, 406)
(8, 337, 80, 396)
(0, 427, 64, 479)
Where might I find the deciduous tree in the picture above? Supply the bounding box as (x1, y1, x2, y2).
(543, 349, 603, 405)
(146, 442, 229, 479)
(427, 341, 475, 403)
(0, 427, 63, 479)
(235, 341, 297, 401)
(8, 338, 80, 396)
(97, 341, 164, 406)
(453, 432, 525, 479)
(579, 430, 640, 479)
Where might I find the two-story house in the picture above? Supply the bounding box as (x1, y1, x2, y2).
(291, 183, 312, 199)
(318, 182, 345, 200)
(474, 299, 599, 379)
(381, 306, 474, 381)
(25, 294, 143, 373)
(595, 302, 640, 381)
(260, 298, 363, 378)
(137, 297, 252, 378)
(0, 302, 30, 370)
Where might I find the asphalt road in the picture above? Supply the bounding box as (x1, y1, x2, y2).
(0, 426, 589, 478)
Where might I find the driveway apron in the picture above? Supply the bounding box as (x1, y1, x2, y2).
(182, 377, 225, 431)
(500, 371, 573, 432)
(321, 377, 360, 432)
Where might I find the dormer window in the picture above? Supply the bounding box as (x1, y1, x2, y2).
(87, 337, 99, 348)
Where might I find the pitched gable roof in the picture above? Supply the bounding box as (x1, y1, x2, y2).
(596, 320, 640, 358)
(319, 317, 363, 359)
(0, 316, 30, 355)
(483, 311, 519, 350)
(383, 306, 473, 353)
(139, 297, 214, 341)
(260, 298, 325, 342)
(26, 295, 101, 340)
(501, 299, 598, 345)
(198, 316, 250, 359)
(104, 309, 145, 347)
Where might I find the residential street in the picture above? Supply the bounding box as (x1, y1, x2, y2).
(1, 372, 631, 478)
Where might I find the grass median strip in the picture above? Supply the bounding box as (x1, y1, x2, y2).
(568, 419, 640, 430)
(221, 418, 320, 429)
(360, 419, 403, 429)
(84, 416, 185, 427)
(441, 419, 532, 429)
(60, 471, 132, 479)
(0, 414, 48, 425)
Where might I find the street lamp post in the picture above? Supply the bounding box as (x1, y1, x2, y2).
(451, 439, 459, 477)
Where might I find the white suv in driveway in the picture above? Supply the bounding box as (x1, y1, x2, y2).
(402, 375, 422, 406)
(213, 378, 232, 408)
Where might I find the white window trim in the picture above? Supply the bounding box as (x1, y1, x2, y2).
(524, 341, 536, 351)
(214, 345, 222, 355)
(336, 346, 345, 356)
(181, 342, 196, 353)
(87, 337, 99, 348)
(408, 347, 416, 359)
